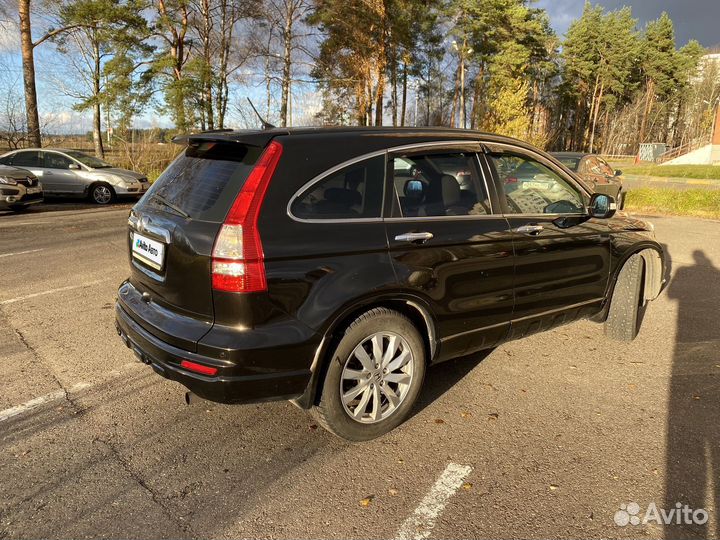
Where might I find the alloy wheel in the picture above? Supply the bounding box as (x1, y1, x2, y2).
(340, 331, 414, 423)
(93, 185, 112, 204)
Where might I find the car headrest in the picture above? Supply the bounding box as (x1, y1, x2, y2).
(440, 174, 461, 206)
(324, 187, 362, 207)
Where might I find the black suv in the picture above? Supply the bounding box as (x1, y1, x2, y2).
(115, 128, 664, 441)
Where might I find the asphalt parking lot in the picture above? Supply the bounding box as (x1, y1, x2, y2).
(1, 204, 719, 539)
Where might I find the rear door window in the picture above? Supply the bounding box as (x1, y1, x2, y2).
(10, 151, 42, 168)
(144, 141, 263, 222)
(290, 155, 385, 220)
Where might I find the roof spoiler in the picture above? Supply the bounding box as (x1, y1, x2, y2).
(172, 128, 290, 148)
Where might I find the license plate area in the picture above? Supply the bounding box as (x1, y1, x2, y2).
(26, 187, 41, 194)
(131, 232, 166, 271)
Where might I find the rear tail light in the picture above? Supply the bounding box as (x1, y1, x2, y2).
(211, 140, 283, 293)
(505, 177, 518, 184)
(180, 360, 218, 376)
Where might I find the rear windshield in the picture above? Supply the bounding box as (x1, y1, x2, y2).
(144, 141, 262, 222)
(556, 157, 580, 171)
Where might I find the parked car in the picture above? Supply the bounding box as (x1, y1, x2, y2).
(0, 149, 149, 204)
(0, 164, 43, 212)
(115, 127, 664, 441)
(551, 152, 625, 209)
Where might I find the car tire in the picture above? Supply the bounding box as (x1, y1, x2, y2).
(9, 204, 28, 212)
(89, 183, 115, 205)
(617, 191, 625, 210)
(605, 254, 644, 342)
(312, 307, 426, 441)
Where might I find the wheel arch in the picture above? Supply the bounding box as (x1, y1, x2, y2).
(595, 243, 665, 323)
(87, 181, 115, 200)
(291, 293, 438, 409)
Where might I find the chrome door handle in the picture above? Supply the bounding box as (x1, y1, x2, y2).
(395, 231, 434, 244)
(514, 224, 544, 235)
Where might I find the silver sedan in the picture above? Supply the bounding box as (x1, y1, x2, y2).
(0, 148, 150, 204)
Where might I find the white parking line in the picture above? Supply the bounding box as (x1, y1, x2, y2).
(0, 248, 44, 258)
(0, 221, 51, 228)
(396, 463, 473, 540)
(0, 279, 110, 305)
(0, 382, 90, 422)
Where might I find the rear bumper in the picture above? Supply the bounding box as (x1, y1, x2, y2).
(115, 302, 316, 404)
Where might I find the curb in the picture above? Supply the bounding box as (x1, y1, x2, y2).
(624, 174, 720, 186)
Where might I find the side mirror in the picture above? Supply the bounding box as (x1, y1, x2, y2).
(589, 193, 616, 219)
(68, 163, 81, 170)
(614, 169, 622, 176)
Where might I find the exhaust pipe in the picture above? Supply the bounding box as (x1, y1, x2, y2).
(185, 391, 202, 405)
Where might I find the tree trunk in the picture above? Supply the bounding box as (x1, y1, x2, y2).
(638, 78, 654, 146)
(390, 47, 397, 127)
(92, 34, 105, 158)
(19, 0, 41, 147)
(400, 61, 407, 127)
(450, 66, 459, 128)
(279, 2, 294, 127)
(374, 69, 384, 126)
(585, 74, 599, 149)
(589, 81, 604, 153)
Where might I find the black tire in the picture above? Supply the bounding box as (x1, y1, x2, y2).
(89, 183, 115, 205)
(9, 204, 29, 212)
(605, 254, 644, 341)
(312, 308, 426, 441)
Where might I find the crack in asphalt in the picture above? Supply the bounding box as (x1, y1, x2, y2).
(93, 436, 194, 538)
(10, 324, 85, 417)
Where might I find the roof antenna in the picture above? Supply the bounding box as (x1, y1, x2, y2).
(246, 97, 275, 130)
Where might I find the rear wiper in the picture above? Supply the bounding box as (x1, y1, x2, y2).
(152, 193, 190, 219)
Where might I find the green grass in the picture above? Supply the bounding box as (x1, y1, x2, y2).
(613, 163, 720, 180)
(625, 188, 720, 219)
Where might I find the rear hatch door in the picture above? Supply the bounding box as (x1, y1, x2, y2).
(125, 140, 264, 351)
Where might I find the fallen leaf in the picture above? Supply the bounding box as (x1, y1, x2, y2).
(461, 482, 473, 491)
(488, 412, 499, 421)
(569, 365, 577, 370)
(388, 488, 399, 496)
(692, 395, 701, 400)
(309, 424, 318, 430)
(397, 458, 404, 464)
(460, 411, 471, 418)
(627, 384, 637, 390)
(549, 484, 559, 491)
(360, 495, 374, 507)
(434, 418, 445, 424)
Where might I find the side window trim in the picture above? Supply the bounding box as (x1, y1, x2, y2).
(287, 140, 490, 224)
(287, 149, 388, 223)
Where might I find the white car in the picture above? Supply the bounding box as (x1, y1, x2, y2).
(0, 148, 150, 204)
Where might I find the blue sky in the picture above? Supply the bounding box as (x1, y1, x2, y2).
(535, 0, 720, 47)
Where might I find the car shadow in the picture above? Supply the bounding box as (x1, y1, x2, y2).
(411, 348, 494, 418)
(664, 247, 720, 538)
